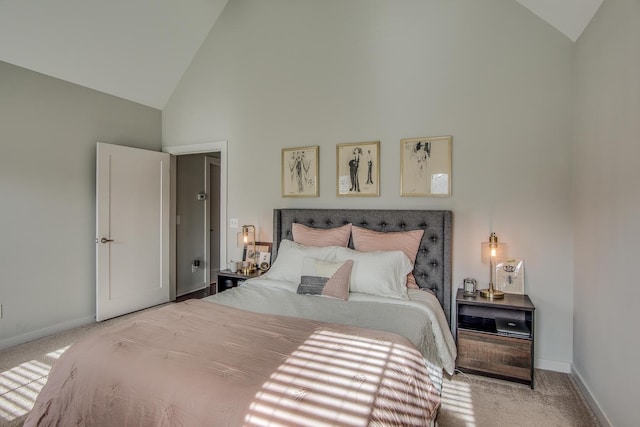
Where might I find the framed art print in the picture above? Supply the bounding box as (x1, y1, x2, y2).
(495, 258, 525, 294)
(336, 141, 380, 196)
(243, 242, 272, 264)
(400, 135, 452, 196)
(282, 146, 319, 197)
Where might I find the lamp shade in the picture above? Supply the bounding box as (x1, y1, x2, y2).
(237, 225, 256, 246)
(481, 238, 506, 263)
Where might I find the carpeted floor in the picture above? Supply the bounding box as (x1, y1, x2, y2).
(438, 369, 601, 427)
(1, 307, 600, 427)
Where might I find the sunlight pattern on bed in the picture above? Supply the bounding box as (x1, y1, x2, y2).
(245, 329, 439, 426)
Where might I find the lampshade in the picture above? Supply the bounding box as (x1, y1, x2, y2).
(237, 225, 255, 246)
(480, 235, 506, 264)
(479, 232, 505, 299)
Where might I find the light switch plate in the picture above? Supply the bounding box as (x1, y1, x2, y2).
(230, 218, 239, 228)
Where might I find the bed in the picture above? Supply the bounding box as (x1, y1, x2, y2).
(26, 209, 455, 426)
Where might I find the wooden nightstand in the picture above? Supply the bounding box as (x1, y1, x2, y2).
(455, 288, 536, 388)
(216, 269, 264, 293)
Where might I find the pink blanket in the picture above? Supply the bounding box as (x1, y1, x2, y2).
(26, 300, 439, 426)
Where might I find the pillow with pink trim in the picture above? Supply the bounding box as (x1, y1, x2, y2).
(292, 222, 352, 247)
(351, 225, 424, 289)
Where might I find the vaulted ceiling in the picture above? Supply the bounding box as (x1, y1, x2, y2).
(515, 0, 603, 42)
(0, 0, 602, 110)
(0, 0, 229, 109)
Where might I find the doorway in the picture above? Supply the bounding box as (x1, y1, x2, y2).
(174, 153, 221, 297)
(164, 141, 228, 300)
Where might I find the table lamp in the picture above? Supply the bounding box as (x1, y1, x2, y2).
(480, 232, 505, 299)
(237, 225, 256, 274)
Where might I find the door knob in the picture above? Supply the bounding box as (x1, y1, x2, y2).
(100, 237, 114, 243)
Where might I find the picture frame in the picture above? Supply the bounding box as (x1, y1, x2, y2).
(400, 136, 452, 197)
(243, 242, 272, 264)
(495, 258, 525, 294)
(282, 146, 319, 197)
(336, 141, 380, 196)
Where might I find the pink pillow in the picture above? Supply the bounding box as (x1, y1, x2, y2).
(292, 223, 352, 247)
(351, 226, 424, 289)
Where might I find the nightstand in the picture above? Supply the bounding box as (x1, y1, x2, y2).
(216, 269, 264, 293)
(455, 288, 536, 388)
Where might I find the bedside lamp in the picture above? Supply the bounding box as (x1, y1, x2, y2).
(237, 225, 256, 274)
(480, 232, 505, 299)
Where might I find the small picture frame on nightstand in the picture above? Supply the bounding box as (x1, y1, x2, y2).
(463, 278, 477, 296)
(242, 242, 272, 264)
(495, 258, 525, 294)
(257, 251, 271, 271)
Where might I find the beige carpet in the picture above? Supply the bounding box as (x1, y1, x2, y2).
(438, 369, 601, 427)
(1, 308, 600, 427)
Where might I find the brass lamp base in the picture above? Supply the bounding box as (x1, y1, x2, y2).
(241, 265, 256, 275)
(479, 288, 505, 299)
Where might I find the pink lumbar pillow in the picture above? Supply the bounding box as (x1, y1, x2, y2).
(351, 225, 424, 289)
(292, 222, 352, 247)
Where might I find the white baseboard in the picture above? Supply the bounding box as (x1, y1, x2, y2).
(0, 315, 95, 351)
(536, 357, 571, 373)
(571, 366, 613, 427)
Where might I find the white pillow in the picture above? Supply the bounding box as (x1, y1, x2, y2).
(335, 246, 413, 300)
(262, 239, 339, 284)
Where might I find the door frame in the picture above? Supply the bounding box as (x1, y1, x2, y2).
(164, 141, 227, 300)
(204, 156, 221, 287)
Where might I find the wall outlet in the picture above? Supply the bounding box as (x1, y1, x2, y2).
(230, 218, 239, 228)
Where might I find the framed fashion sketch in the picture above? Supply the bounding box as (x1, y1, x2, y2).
(282, 146, 319, 197)
(336, 141, 380, 196)
(400, 136, 452, 196)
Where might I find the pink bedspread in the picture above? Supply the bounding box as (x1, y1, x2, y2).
(25, 300, 440, 426)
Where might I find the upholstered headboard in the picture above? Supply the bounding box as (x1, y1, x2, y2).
(273, 209, 453, 324)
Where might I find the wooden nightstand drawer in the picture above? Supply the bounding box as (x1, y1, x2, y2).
(457, 330, 532, 381)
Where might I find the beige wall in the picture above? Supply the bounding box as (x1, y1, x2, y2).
(0, 61, 161, 349)
(573, 0, 640, 425)
(163, 0, 575, 369)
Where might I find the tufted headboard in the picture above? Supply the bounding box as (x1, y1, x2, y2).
(273, 209, 453, 325)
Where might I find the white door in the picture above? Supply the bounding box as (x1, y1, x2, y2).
(96, 142, 170, 321)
